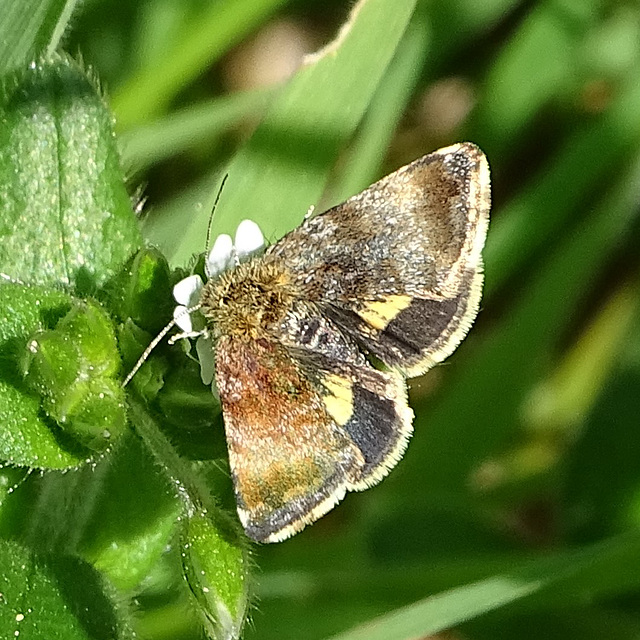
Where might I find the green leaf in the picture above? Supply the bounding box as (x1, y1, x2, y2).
(324, 18, 428, 207)
(77, 433, 183, 592)
(327, 532, 640, 640)
(119, 87, 275, 172)
(104, 247, 174, 334)
(117, 319, 169, 404)
(149, 0, 419, 266)
(327, 576, 540, 640)
(56, 302, 121, 377)
(0, 538, 134, 640)
(524, 282, 639, 431)
(127, 397, 250, 626)
(563, 304, 640, 542)
(472, 0, 609, 154)
(215, 0, 418, 240)
(0, 282, 83, 469)
(111, 0, 289, 128)
(181, 509, 249, 640)
(484, 63, 640, 297)
(0, 0, 80, 75)
(156, 358, 222, 431)
(4, 435, 180, 593)
(23, 301, 127, 452)
(0, 55, 141, 290)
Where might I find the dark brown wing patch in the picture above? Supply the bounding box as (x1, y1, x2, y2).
(292, 348, 413, 488)
(325, 268, 483, 375)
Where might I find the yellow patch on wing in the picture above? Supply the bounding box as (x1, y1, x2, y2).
(358, 294, 412, 330)
(322, 374, 354, 426)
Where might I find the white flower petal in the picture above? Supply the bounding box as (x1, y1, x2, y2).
(173, 275, 204, 306)
(234, 219, 264, 258)
(206, 233, 233, 278)
(196, 336, 215, 385)
(173, 305, 193, 332)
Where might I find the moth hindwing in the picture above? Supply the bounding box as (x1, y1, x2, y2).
(197, 142, 490, 542)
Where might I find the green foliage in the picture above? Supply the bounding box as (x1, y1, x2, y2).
(181, 509, 249, 640)
(0, 539, 135, 639)
(1, 0, 640, 639)
(0, 57, 141, 291)
(23, 301, 127, 452)
(0, 283, 81, 469)
(0, 0, 79, 74)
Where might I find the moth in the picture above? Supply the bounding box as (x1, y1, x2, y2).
(133, 142, 490, 543)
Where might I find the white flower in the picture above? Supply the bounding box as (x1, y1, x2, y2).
(204, 219, 264, 278)
(173, 275, 205, 333)
(172, 220, 265, 386)
(206, 233, 233, 277)
(233, 219, 265, 259)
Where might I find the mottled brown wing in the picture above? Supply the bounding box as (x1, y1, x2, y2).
(215, 332, 412, 543)
(265, 143, 490, 376)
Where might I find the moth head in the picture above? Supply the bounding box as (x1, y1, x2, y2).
(199, 258, 296, 342)
(122, 220, 266, 388)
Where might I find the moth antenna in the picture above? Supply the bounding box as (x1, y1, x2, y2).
(168, 328, 209, 344)
(122, 304, 203, 388)
(205, 174, 229, 254)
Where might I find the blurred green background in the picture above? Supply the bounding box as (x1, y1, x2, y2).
(4, 0, 640, 638)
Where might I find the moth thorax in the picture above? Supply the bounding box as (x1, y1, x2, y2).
(200, 259, 295, 339)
